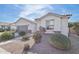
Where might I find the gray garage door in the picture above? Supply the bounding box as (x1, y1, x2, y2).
(17, 25, 28, 32)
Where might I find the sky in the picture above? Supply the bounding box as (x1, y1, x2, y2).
(0, 4, 79, 22)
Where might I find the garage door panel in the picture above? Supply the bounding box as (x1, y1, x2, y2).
(17, 25, 28, 32)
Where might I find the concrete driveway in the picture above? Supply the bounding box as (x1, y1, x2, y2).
(29, 34, 79, 54)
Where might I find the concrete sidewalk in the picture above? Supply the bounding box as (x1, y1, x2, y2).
(0, 48, 10, 54)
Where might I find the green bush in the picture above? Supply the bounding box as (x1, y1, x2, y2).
(19, 31, 26, 36)
(0, 32, 14, 42)
(0, 28, 4, 32)
(23, 44, 30, 53)
(33, 31, 42, 43)
(22, 35, 30, 41)
(49, 33, 71, 50)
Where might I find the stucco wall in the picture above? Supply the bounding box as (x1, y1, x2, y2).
(36, 14, 61, 31)
(36, 14, 68, 36)
(61, 17, 69, 36)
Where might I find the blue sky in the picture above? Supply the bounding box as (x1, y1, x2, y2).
(0, 4, 79, 22)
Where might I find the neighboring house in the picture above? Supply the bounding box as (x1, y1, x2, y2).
(0, 12, 71, 36)
(0, 22, 11, 31)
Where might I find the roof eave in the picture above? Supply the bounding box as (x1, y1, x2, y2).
(61, 14, 72, 19)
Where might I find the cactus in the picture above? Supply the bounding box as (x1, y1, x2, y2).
(49, 33, 71, 50)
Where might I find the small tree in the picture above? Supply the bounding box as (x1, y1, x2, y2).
(33, 31, 42, 43)
(68, 22, 74, 36)
(68, 23, 73, 28)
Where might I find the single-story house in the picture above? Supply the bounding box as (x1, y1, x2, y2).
(0, 12, 71, 36)
(35, 13, 71, 36)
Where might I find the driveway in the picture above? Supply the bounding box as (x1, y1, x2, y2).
(29, 34, 79, 54)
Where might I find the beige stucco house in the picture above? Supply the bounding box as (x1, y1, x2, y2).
(0, 12, 71, 36)
(35, 13, 71, 36)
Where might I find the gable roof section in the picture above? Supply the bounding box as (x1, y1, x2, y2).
(35, 12, 72, 21)
(14, 17, 36, 24)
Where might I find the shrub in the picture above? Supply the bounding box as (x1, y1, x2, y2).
(49, 33, 71, 50)
(11, 32, 15, 38)
(0, 32, 14, 42)
(0, 28, 4, 32)
(39, 26, 46, 33)
(22, 35, 30, 41)
(33, 31, 42, 43)
(19, 31, 26, 36)
(23, 44, 30, 53)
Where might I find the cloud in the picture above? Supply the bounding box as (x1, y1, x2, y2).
(18, 4, 71, 20)
(19, 4, 54, 20)
(13, 4, 24, 9)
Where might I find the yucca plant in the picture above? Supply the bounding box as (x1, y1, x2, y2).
(33, 31, 42, 43)
(49, 33, 71, 50)
(22, 35, 30, 41)
(19, 31, 26, 36)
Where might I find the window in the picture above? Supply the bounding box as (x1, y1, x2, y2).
(46, 19, 54, 30)
(49, 20, 54, 25)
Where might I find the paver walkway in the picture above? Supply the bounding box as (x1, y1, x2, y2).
(29, 34, 79, 54)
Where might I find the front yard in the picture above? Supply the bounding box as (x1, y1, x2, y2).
(0, 31, 79, 54)
(0, 31, 35, 54)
